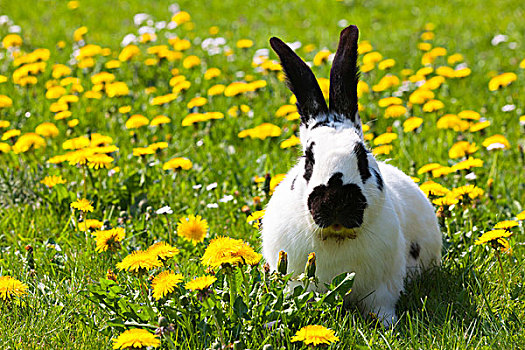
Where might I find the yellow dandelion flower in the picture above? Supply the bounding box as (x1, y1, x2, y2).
(419, 181, 450, 197)
(275, 104, 297, 118)
(2, 34, 23, 48)
(0, 142, 11, 153)
(106, 81, 129, 97)
(448, 53, 464, 65)
(35, 122, 59, 138)
(372, 144, 393, 156)
(133, 147, 155, 157)
(207, 84, 225, 96)
(313, 50, 331, 66)
(0, 120, 10, 128)
(183, 55, 201, 69)
(149, 142, 168, 151)
(488, 72, 517, 91)
(363, 51, 383, 65)
(116, 251, 162, 273)
(147, 242, 179, 261)
(73, 26, 87, 41)
(95, 228, 125, 253)
(112, 328, 160, 349)
(436, 114, 470, 131)
(236, 39, 254, 48)
(378, 97, 403, 108)
(374, 132, 397, 146)
(177, 215, 208, 244)
(187, 96, 207, 109)
(432, 195, 459, 206)
(172, 11, 191, 25)
(78, 219, 103, 232)
(451, 185, 484, 199)
(247, 210, 265, 228)
(451, 157, 483, 171)
(2, 129, 20, 140)
(126, 114, 149, 129)
(163, 157, 193, 171)
(474, 230, 512, 245)
(516, 210, 525, 221)
(151, 271, 183, 300)
(458, 110, 481, 121)
(185, 275, 217, 291)
(378, 58, 395, 70)
(417, 163, 442, 175)
(403, 117, 423, 132)
(0, 276, 29, 301)
(40, 175, 66, 188)
(291, 325, 339, 346)
(358, 40, 372, 54)
(118, 45, 140, 62)
(372, 74, 400, 92)
(469, 121, 491, 133)
(448, 141, 478, 159)
(238, 123, 281, 140)
(280, 135, 301, 149)
(66, 148, 96, 165)
(150, 115, 171, 126)
(87, 154, 114, 169)
(204, 67, 221, 80)
(384, 105, 407, 118)
(71, 198, 94, 212)
(494, 220, 518, 230)
(482, 134, 510, 150)
(409, 89, 434, 105)
(431, 166, 454, 178)
(422, 99, 445, 112)
(201, 236, 262, 269)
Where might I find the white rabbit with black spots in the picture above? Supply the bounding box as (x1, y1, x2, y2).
(261, 25, 442, 327)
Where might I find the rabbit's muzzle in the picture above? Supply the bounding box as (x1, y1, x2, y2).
(307, 172, 367, 229)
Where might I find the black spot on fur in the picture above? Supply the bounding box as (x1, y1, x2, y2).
(354, 142, 371, 183)
(291, 176, 297, 190)
(372, 168, 383, 191)
(304, 142, 315, 182)
(410, 242, 420, 260)
(307, 172, 367, 228)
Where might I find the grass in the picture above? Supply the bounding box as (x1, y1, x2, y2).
(0, 0, 524, 349)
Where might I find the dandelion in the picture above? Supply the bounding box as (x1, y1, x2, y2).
(112, 328, 160, 349)
(488, 72, 517, 91)
(474, 229, 512, 245)
(150, 115, 171, 126)
(422, 99, 445, 112)
(482, 134, 510, 150)
(95, 228, 125, 253)
(280, 135, 301, 149)
(204, 68, 221, 80)
(163, 157, 193, 170)
(494, 220, 518, 231)
(147, 242, 179, 261)
(185, 275, 217, 291)
(247, 210, 265, 229)
(78, 219, 103, 232)
(517, 211, 525, 221)
(0, 276, 29, 301)
(403, 117, 423, 132)
(177, 215, 208, 244)
(236, 39, 254, 48)
(87, 154, 114, 169)
(71, 198, 94, 212)
(41, 175, 66, 188)
(374, 132, 397, 146)
(201, 236, 261, 269)
(451, 185, 484, 199)
(116, 251, 162, 273)
(378, 97, 402, 107)
(291, 325, 340, 346)
(313, 50, 331, 66)
(126, 115, 149, 129)
(238, 123, 281, 139)
(420, 181, 450, 197)
(151, 271, 183, 300)
(448, 141, 478, 159)
(372, 144, 393, 156)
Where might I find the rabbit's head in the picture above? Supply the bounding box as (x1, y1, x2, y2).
(270, 26, 385, 239)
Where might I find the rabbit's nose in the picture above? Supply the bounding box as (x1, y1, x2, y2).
(308, 172, 368, 229)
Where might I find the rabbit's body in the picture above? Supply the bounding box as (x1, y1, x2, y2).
(262, 25, 442, 327)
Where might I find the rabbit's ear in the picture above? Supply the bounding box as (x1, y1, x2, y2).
(329, 25, 360, 125)
(270, 37, 328, 124)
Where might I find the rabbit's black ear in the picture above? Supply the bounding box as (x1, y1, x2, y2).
(270, 37, 328, 125)
(329, 25, 360, 124)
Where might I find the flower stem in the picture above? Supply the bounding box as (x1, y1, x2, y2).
(496, 251, 508, 295)
(203, 296, 225, 346)
(227, 266, 237, 320)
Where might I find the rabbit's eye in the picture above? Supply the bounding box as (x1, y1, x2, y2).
(354, 142, 371, 183)
(304, 142, 315, 182)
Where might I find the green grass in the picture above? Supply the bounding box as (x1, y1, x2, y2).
(0, 0, 524, 349)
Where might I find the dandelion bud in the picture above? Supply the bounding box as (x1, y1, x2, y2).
(305, 252, 316, 278)
(263, 262, 270, 274)
(277, 250, 288, 275)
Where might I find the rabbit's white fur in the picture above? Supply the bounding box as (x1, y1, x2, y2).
(262, 121, 441, 326)
(263, 26, 442, 327)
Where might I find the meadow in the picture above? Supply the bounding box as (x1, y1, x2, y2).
(0, 0, 524, 348)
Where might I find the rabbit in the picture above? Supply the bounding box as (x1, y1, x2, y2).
(261, 25, 442, 327)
